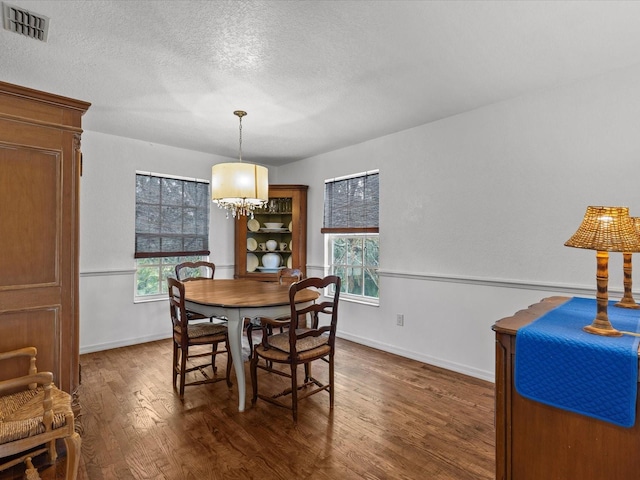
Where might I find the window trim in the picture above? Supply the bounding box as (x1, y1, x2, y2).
(321, 227, 379, 234)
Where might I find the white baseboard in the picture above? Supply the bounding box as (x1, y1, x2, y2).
(80, 333, 171, 355)
(336, 331, 495, 384)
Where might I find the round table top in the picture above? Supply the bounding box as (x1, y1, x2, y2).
(182, 278, 319, 308)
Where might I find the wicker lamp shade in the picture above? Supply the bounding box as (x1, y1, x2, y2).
(564, 206, 640, 252)
(565, 206, 640, 336)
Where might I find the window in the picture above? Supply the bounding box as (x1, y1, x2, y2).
(135, 172, 210, 297)
(327, 234, 379, 300)
(323, 170, 379, 303)
(136, 255, 204, 297)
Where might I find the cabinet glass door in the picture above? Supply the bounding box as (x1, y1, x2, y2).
(235, 185, 307, 280)
(246, 197, 294, 274)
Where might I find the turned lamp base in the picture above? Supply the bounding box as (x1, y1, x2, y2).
(614, 253, 640, 309)
(583, 323, 623, 337)
(614, 297, 640, 309)
(582, 251, 623, 337)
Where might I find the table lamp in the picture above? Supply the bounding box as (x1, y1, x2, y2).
(564, 206, 640, 336)
(615, 217, 640, 309)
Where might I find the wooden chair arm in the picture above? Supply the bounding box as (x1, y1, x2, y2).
(0, 347, 39, 382)
(259, 316, 291, 329)
(258, 316, 292, 349)
(0, 346, 37, 362)
(0, 372, 53, 395)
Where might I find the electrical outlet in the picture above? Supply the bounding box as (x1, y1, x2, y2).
(396, 314, 404, 326)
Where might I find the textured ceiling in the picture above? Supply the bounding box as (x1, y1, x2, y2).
(3, 1, 640, 166)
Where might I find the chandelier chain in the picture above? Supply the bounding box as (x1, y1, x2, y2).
(238, 115, 242, 162)
(234, 110, 246, 163)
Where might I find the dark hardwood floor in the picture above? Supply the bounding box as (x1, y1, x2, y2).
(1, 338, 495, 479)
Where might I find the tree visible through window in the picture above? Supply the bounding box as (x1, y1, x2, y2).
(136, 255, 204, 297)
(329, 234, 379, 299)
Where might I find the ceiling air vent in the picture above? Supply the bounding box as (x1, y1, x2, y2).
(3, 2, 49, 42)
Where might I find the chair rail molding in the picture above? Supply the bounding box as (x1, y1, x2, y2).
(309, 263, 600, 297)
(81, 264, 235, 278)
(80, 269, 136, 277)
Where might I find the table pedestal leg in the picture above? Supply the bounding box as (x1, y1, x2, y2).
(226, 310, 246, 412)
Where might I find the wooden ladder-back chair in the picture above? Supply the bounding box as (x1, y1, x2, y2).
(175, 261, 215, 283)
(175, 261, 227, 370)
(250, 275, 341, 422)
(0, 347, 80, 480)
(168, 278, 232, 400)
(245, 268, 304, 359)
(174, 261, 217, 321)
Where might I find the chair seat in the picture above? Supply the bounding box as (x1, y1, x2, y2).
(177, 322, 227, 339)
(256, 330, 330, 361)
(0, 387, 71, 444)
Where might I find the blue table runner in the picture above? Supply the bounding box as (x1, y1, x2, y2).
(515, 297, 640, 427)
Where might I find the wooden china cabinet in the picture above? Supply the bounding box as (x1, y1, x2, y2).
(234, 184, 308, 281)
(0, 82, 90, 416)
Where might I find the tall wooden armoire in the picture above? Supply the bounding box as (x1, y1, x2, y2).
(0, 81, 90, 415)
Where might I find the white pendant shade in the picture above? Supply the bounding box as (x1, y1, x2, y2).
(211, 162, 269, 218)
(211, 110, 269, 218)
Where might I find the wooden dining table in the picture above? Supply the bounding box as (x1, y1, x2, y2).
(182, 278, 319, 412)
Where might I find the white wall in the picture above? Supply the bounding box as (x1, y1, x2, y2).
(278, 63, 640, 381)
(79, 62, 640, 382)
(79, 132, 237, 352)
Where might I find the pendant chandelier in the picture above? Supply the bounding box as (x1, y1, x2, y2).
(211, 110, 268, 218)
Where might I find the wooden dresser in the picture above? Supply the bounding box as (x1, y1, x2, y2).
(493, 296, 640, 479)
(0, 82, 90, 414)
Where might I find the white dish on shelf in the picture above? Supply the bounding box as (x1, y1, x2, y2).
(266, 240, 278, 252)
(262, 252, 281, 268)
(247, 253, 259, 272)
(247, 218, 260, 232)
(257, 266, 285, 273)
(263, 222, 284, 229)
(288, 221, 292, 232)
(287, 256, 292, 268)
(246, 237, 257, 251)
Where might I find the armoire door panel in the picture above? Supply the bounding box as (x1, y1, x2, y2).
(0, 287, 60, 310)
(0, 308, 59, 384)
(0, 146, 60, 288)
